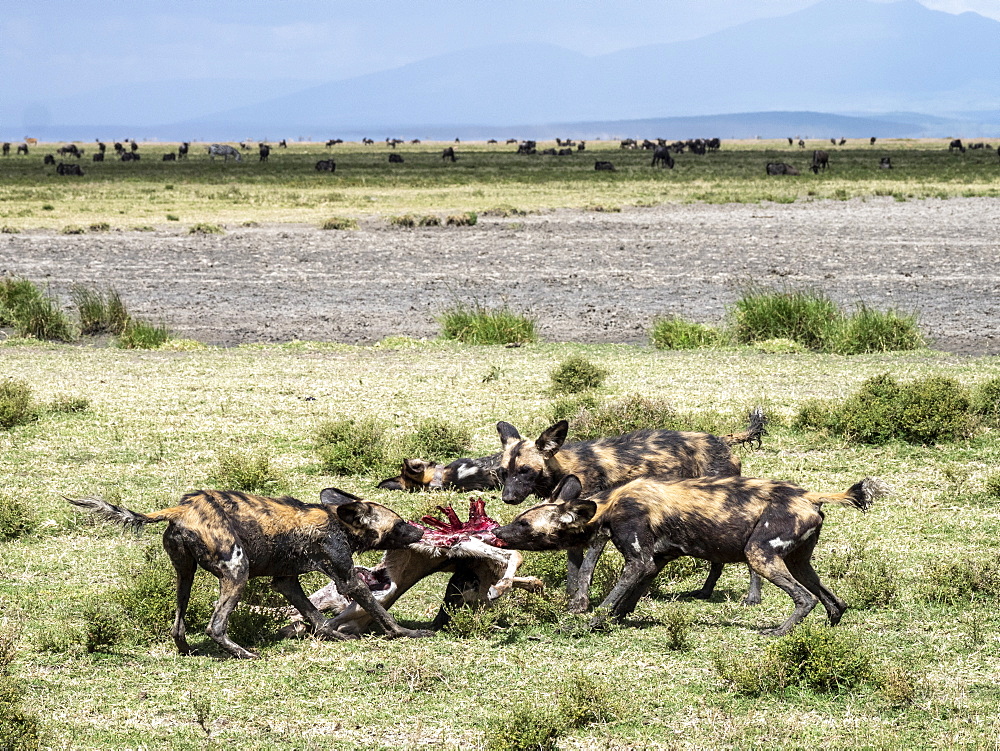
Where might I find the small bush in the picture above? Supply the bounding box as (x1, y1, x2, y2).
(483, 705, 563, 751)
(549, 355, 608, 394)
(315, 417, 389, 475)
(715, 623, 875, 695)
(972, 377, 1000, 416)
(82, 599, 123, 653)
(659, 603, 693, 651)
(166, 214, 180, 221)
(793, 398, 840, 432)
(445, 212, 477, 226)
(824, 543, 899, 609)
(400, 418, 472, 462)
(548, 393, 599, 423)
(9, 287, 76, 341)
(0, 493, 37, 541)
(88, 222, 111, 232)
(731, 287, 840, 350)
(650, 316, 722, 349)
(188, 223, 224, 235)
(70, 284, 130, 335)
(116, 318, 170, 349)
(921, 557, 1000, 605)
(320, 216, 359, 230)
(985, 472, 1000, 498)
(208, 447, 284, 494)
(834, 305, 924, 354)
(444, 589, 568, 640)
(0, 226, 19, 234)
(438, 303, 536, 345)
(877, 664, 919, 707)
(61, 225, 86, 235)
(47, 394, 90, 414)
(557, 673, 621, 728)
(417, 215, 441, 227)
(388, 214, 417, 228)
(0, 379, 35, 430)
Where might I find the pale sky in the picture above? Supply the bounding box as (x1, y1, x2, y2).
(3, 0, 998, 103)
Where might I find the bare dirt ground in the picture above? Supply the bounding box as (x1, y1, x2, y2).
(3, 197, 998, 354)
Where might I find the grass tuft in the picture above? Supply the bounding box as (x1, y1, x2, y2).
(315, 417, 389, 475)
(549, 355, 608, 394)
(188, 222, 225, 235)
(445, 212, 478, 226)
(208, 447, 284, 494)
(400, 418, 472, 462)
(0, 379, 35, 430)
(650, 316, 722, 349)
(0, 492, 37, 541)
(70, 284, 130, 335)
(116, 319, 170, 349)
(438, 303, 536, 345)
(320, 216, 359, 230)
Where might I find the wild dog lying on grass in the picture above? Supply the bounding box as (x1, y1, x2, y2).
(378, 453, 503, 492)
(67, 488, 433, 659)
(497, 408, 768, 611)
(284, 500, 541, 636)
(492, 474, 890, 635)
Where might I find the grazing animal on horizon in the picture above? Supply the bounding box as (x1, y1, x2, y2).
(315, 159, 336, 172)
(162, 153, 176, 161)
(66, 488, 433, 659)
(43, 154, 56, 165)
(207, 144, 242, 161)
(2, 143, 9, 156)
(441, 146, 456, 162)
(652, 145, 675, 169)
(879, 156, 892, 169)
(17, 143, 29, 155)
(56, 162, 83, 176)
(92, 152, 104, 162)
(811, 149, 829, 173)
(949, 139, 966, 153)
(798, 139, 805, 148)
(870, 136, 877, 145)
(259, 143, 270, 162)
(178, 142, 189, 159)
(495, 410, 768, 612)
(492, 474, 889, 635)
(388, 153, 404, 163)
(24, 137, 38, 146)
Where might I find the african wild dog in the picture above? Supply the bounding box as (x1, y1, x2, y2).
(492, 473, 890, 635)
(496, 409, 767, 611)
(66, 488, 433, 659)
(379, 453, 503, 492)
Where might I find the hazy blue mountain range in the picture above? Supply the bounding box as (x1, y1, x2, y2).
(6, 0, 999, 140)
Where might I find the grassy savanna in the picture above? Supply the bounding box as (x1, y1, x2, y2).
(3, 339, 1000, 748)
(1, 138, 999, 228)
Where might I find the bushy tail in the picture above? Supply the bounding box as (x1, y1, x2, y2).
(806, 477, 891, 512)
(65, 496, 162, 533)
(723, 406, 768, 449)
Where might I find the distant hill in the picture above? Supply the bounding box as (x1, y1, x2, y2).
(172, 0, 1000, 137)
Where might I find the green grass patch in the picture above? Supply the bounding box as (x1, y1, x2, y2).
(438, 303, 536, 345)
(400, 418, 472, 462)
(319, 216, 359, 230)
(208, 447, 285, 494)
(0, 276, 75, 341)
(0, 378, 35, 430)
(70, 284, 130, 335)
(549, 355, 608, 394)
(650, 315, 723, 349)
(115, 318, 170, 349)
(0, 492, 37, 541)
(315, 416, 390, 475)
(188, 222, 224, 235)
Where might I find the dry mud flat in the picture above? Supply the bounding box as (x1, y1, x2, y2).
(2, 197, 998, 354)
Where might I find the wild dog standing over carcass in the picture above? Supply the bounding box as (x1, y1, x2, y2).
(492, 474, 890, 635)
(379, 453, 503, 492)
(67, 488, 433, 659)
(285, 499, 543, 637)
(496, 408, 767, 612)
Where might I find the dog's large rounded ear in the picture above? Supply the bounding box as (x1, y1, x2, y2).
(497, 421, 522, 446)
(560, 498, 598, 525)
(320, 487, 364, 506)
(377, 477, 405, 491)
(551, 474, 583, 502)
(536, 421, 569, 456)
(403, 458, 428, 474)
(335, 500, 373, 528)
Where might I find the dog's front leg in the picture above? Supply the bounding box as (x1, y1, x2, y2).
(272, 576, 355, 641)
(567, 533, 608, 613)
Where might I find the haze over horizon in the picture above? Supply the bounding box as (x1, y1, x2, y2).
(3, 0, 999, 139)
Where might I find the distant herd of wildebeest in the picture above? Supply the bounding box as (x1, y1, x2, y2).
(67, 407, 894, 660)
(3, 134, 998, 181)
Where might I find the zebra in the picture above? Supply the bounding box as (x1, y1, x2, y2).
(207, 144, 242, 162)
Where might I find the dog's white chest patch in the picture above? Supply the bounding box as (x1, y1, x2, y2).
(221, 545, 246, 574)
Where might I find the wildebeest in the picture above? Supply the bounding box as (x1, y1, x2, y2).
(487, 139, 497, 144)
(620, 138, 637, 150)
(516, 140, 536, 155)
(114, 142, 125, 155)
(830, 138, 837, 146)
(839, 137, 847, 146)
(315, 159, 336, 172)
(66, 488, 433, 659)
(43, 154, 56, 165)
(557, 148, 573, 156)
(949, 139, 966, 153)
(870, 136, 877, 145)
(411, 139, 421, 144)
(129, 140, 138, 152)
(969, 142, 985, 150)
(17, 144, 29, 155)
(540, 148, 557, 155)
(594, 161, 616, 171)
(388, 153, 404, 163)
(787, 137, 794, 146)
(506, 138, 518, 144)
(577, 141, 586, 151)
(491, 474, 889, 635)
(286, 499, 543, 636)
(441, 146, 456, 162)
(494, 412, 767, 611)
(259, 143, 270, 162)
(178, 142, 189, 159)
(325, 139, 343, 148)
(162, 153, 176, 161)
(207, 144, 242, 161)
(120, 151, 138, 162)
(810, 150, 829, 173)
(56, 162, 84, 176)
(362, 137, 374, 145)
(798, 139, 805, 148)
(651, 146, 674, 169)
(96, 140, 107, 154)
(278, 139, 287, 148)
(1, 143, 9, 156)
(58, 144, 82, 158)
(766, 162, 799, 176)
(879, 156, 892, 169)
(92, 152, 104, 162)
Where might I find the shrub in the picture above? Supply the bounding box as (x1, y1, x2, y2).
(417, 215, 441, 227)
(921, 557, 1000, 605)
(388, 214, 417, 228)
(82, 599, 123, 653)
(12, 294, 76, 341)
(557, 673, 621, 728)
(972, 377, 1000, 416)
(70, 284, 130, 335)
(0, 493, 37, 541)
(549, 355, 608, 394)
(88, 222, 111, 232)
(61, 225, 86, 235)
(0, 379, 35, 430)
(834, 305, 924, 354)
(116, 318, 170, 349)
(400, 418, 472, 462)
(548, 393, 599, 423)
(188, 223, 224, 235)
(320, 216, 359, 230)
(985, 472, 1000, 499)
(731, 287, 840, 350)
(166, 214, 180, 221)
(715, 623, 874, 695)
(650, 315, 721, 349)
(0, 226, 19, 234)
(483, 705, 563, 751)
(0, 277, 41, 326)
(659, 604, 693, 651)
(208, 447, 284, 494)
(445, 212, 478, 226)
(793, 398, 840, 432)
(315, 417, 389, 475)
(824, 544, 899, 609)
(47, 394, 90, 414)
(438, 303, 536, 345)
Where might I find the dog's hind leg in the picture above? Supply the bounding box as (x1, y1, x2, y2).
(164, 540, 197, 656)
